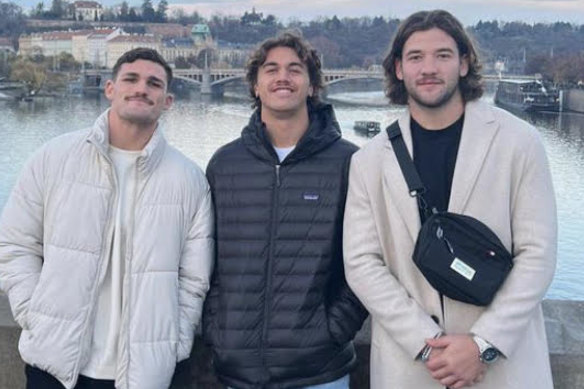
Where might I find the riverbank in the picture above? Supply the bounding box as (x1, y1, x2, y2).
(0, 294, 582, 388)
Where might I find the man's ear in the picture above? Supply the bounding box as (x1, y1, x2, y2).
(164, 93, 174, 110)
(104, 79, 114, 101)
(460, 54, 469, 77)
(395, 59, 404, 81)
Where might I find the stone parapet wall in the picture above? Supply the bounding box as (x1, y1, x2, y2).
(1, 297, 582, 388)
(563, 89, 584, 113)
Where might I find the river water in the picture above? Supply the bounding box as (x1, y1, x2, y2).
(1, 92, 582, 300)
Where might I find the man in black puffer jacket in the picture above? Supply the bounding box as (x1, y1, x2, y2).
(204, 32, 368, 389)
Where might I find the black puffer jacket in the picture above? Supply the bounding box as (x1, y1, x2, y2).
(204, 103, 368, 389)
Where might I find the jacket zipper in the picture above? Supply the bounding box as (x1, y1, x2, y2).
(260, 164, 281, 380)
(121, 161, 140, 387)
(71, 152, 119, 383)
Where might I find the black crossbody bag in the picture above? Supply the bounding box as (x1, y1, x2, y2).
(386, 121, 513, 306)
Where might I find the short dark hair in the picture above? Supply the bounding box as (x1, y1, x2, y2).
(246, 31, 323, 109)
(112, 47, 173, 88)
(382, 10, 484, 105)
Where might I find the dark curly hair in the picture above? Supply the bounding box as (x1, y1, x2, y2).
(246, 31, 323, 109)
(382, 10, 484, 105)
(112, 47, 173, 89)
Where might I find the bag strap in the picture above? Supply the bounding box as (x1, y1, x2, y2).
(386, 121, 433, 217)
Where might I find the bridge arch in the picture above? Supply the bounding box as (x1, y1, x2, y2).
(211, 75, 246, 87)
(174, 75, 202, 86)
(325, 75, 384, 87)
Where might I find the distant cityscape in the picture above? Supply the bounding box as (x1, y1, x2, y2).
(15, 22, 249, 70)
(1, 0, 584, 96)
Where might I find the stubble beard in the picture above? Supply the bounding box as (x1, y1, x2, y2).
(407, 79, 461, 110)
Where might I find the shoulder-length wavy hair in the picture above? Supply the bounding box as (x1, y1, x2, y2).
(382, 10, 484, 105)
(246, 31, 323, 109)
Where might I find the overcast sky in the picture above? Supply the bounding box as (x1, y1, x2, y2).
(169, 0, 584, 25)
(20, 0, 584, 25)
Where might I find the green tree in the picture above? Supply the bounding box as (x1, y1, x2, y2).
(0, 2, 25, 40)
(525, 53, 552, 76)
(0, 50, 15, 77)
(241, 9, 262, 26)
(156, 0, 168, 22)
(119, 1, 129, 21)
(194, 48, 215, 69)
(190, 10, 203, 24)
(128, 8, 139, 22)
(141, 0, 155, 22)
(10, 56, 47, 94)
(549, 54, 584, 84)
(32, 1, 45, 17)
(56, 52, 80, 72)
(101, 8, 115, 21)
(325, 15, 342, 31)
(262, 14, 276, 26)
(50, 0, 65, 19)
(168, 8, 204, 24)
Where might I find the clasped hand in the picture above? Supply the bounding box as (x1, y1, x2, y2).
(423, 334, 486, 388)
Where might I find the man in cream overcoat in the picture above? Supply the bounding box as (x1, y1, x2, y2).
(343, 10, 557, 389)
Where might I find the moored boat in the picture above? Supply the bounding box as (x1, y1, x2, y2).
(354, 120, 381, 135)
(0, 79, 27, 101)
(494, 79, 559, 112)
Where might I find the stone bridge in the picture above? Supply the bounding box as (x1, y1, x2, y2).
(83, 68, 537, 96)
(175, 68, 537, 96)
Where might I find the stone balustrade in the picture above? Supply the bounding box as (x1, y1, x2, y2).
(1, 296, 582, 388)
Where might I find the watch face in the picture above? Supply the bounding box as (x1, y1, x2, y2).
(482, 348, 499, 363)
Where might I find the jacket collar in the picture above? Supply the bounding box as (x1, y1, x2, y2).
(382, 100, 499, 242)
(86, 108, 167, 176)
(241, 102, 342, 164)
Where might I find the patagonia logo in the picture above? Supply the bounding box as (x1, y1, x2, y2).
(303, 192, 320, 201)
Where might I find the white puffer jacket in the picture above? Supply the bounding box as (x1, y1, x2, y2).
(0, 110, 214, 389)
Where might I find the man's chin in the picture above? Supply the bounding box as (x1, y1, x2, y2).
(119, 112, 158, 126)
(410, 90, 458, 109)
(263, 102, 306, 116)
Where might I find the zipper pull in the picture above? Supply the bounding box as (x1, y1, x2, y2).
(444, 237, 454, 254)
(436, 226, 454, 254)
(275, 165, 281, 187)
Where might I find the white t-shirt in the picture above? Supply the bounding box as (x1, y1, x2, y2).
(81, 146, 140, 379)
(273, 145, 295, 162)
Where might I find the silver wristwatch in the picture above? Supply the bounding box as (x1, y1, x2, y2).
(472, 335, 499, 364)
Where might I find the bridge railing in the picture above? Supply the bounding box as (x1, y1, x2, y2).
(84, 68, 538, 82)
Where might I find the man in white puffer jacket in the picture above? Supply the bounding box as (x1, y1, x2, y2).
(0, 48, 214, 389)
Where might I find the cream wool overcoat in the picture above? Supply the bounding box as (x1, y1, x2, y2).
(343, 100, 557, 389)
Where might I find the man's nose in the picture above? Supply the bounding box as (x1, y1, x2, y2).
(133, 79, 149, 94)
(421, 57, 438, 74)
(275, 69, 292, 81)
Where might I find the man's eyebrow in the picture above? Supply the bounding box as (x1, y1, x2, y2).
(147, 75, 165, 84)
(119, 72, 165, 84)
(436, 48, 455, 54)
(261, 61, 306, 68)
(404, 47, 455, 56)
(404, 49, 423, 56)
(288, 62, 306, 68)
